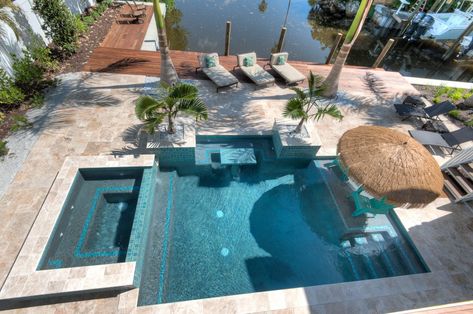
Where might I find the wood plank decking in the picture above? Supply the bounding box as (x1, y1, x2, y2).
(83, 47, 418, 96)
(100, 5, 154, 50)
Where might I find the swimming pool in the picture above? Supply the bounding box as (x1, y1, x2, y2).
(38, 167, 147, 270)
(136, 136, 428, 305)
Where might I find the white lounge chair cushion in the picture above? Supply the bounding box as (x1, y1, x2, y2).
(198, 53, 219, 68)
(203, 65, 238, 87)
(272, 63, 306, 84)
(270, 52, 289, 65)
(240, 65, 275, 86)
(237, 52, 257, 67)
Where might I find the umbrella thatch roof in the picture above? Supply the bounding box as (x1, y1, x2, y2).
(338, 126, 443, 206)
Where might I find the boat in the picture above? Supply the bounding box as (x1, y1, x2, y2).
(422, 9, 473, 41)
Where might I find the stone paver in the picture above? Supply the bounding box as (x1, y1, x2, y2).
(0, 71, 472, 312)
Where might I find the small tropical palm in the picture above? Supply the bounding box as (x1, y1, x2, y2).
(135, 83, 208, 134)
(283, 71, 343, 133)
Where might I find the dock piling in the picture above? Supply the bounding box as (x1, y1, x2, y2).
(326, 32, 343, 64)
(372, 38, 395, 68)
(224, 21, 231, 56)
(276, 27, 287, 53)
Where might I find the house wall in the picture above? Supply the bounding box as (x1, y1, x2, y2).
(0, 0, 96, 75)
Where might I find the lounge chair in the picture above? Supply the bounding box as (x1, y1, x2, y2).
(234, 52, 275, 87)
(196, 53, 238, 92)
(352, 186, 394, 217)
(409, 127, 473, 154)
(266, 52, 305, 85)
(394, 100, 455, 121)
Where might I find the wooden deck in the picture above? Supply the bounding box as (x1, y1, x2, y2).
(83, 47, 418, 95)
(100, 5, 154, 50)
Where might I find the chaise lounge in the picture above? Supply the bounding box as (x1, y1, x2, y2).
(409, 126, 473, 154)
(394, 100, 455, 121)
(351, 186, 394, 217)
(266, 52, 305, 85)
(196, 53, 238, 92)
(235, 52, 275, 87)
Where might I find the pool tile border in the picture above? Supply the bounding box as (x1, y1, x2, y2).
(0, 155, 154, 300)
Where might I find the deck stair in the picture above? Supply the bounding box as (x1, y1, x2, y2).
(339, 231, 424, 280)
(442, 164, 473, 202)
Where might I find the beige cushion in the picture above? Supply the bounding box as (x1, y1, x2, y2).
(198, 53, 220, 68)
(240, 64, 275, 86)
(272, 63, 305, 84)
(270, 52, 289, 65)
(202, 65, 238, 87)
(237, 52, 257, 67)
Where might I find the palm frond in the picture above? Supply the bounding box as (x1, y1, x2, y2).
(177, 98, 208, 120)
(312, 104, 343, 121)
(283, 98, 306, 120)
(169, 83, 198, 99)
(290, 87, 306, 101)
(135, 96, 162, 120)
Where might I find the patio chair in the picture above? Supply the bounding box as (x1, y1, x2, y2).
(394, 100, 455, 121)
(122, 0, 146, 19)
(409, 126, 473, 154)
(351, 186, 394, 217)
(234, 52, 275, 87)
(265, 52, 305, 85)
(196, 53, 238, 92)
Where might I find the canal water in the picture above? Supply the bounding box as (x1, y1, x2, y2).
(164, 0, 473, 82)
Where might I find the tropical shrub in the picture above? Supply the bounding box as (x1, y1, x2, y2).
(0, 69, 25, 107)
(83, 15, 95, 27)
(33, 0, 79, 56)
(135, 83, 208, 134)
(284, 71, 343, 133)
(75, 15, 88, 34)
(0, 140, 8, 158)
(12, 50, 44, 92)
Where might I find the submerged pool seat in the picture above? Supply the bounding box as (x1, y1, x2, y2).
(351, 186, 394, 217)
(326, 158, 349, 181)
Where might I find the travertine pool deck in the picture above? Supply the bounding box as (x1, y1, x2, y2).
(1, 71, 473, 313)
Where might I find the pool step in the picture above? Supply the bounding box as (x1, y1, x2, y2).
(340, 232, 422, 281)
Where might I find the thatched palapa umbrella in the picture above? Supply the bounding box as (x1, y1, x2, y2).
(338, 126, 444, 206)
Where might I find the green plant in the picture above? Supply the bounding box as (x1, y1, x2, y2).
(0, 69, 25, 107)
(465, 120, 473, 127)
(31, 92, 45, 108)
(284, 71, 343, 133)
(96, 3, 108, 14)
(135, 83, 207, 134)
(463, 90, 473, 99)
(0, 111, 5, 123)
(447, 88, 464, 102)
(432, 96, 441, 104)
(0, 140, 8, 158)
(90, 10, 100, 21)
(448, 109, 460, 119)
(83, 15, 95, 26)
(33, 0, 79, 56)
(30, 42, 59, 72)
(75, 15, 88, 34)
(435, 85, 450, 98)
(12, 50, 44, 92)
(10, 113, 32, 131)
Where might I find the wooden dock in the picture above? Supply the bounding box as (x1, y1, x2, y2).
(83, 47, 418, 95)
(100, 5, 154, 50)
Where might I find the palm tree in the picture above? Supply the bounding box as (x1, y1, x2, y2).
(322, 0, 374, 98)
(135, 83, 208, 134)
(153, 0, 178, 86)
(0, 0, 19, 39)
(284, 71, 343, 133)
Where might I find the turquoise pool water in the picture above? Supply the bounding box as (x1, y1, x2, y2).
(137, 136, 428, 305)
(38, 167, 147, 270)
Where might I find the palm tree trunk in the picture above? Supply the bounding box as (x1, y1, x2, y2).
(167, 113, 175, 134)
(321, 43, 352, 98)
(153, 0, 178, 86)
(321, 0, 373, 98)
(294, 118, 305, 133)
